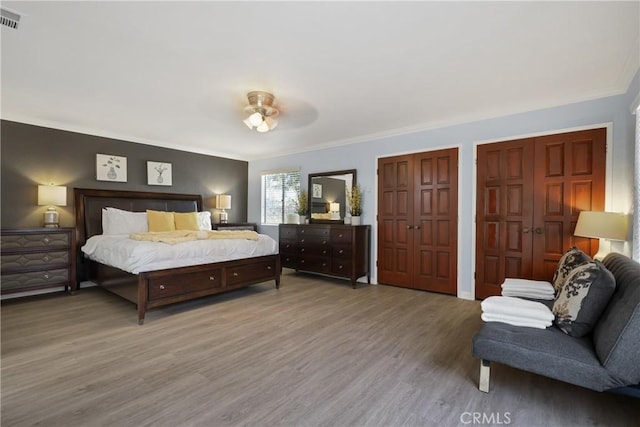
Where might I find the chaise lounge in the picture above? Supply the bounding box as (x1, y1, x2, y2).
(472, 252, 640, 394)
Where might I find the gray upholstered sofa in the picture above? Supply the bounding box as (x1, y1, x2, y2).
(472, 253, 640, 393)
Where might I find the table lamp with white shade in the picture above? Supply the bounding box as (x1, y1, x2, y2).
(38, 185, 67, 227)
(216, 194, 231, 224)
(573, 211, 629, 260)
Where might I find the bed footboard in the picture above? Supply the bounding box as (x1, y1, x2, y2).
(136, 254, 280, 324)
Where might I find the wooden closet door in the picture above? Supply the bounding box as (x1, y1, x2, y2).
(413, 149, 458, 294)
(475, 128, 606, 299)
(476, 139, 535, 299)
(378, 148, 458, 294)
(378, 155, 415, 287)
(532, 129, 606, 279)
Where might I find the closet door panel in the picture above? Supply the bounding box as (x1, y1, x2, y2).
(414, 149, 458, 294)
(378, 155, 415, 287)
(476, 140, 534, 299)
(532, 129, 605, 278)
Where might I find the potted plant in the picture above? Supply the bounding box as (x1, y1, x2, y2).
(296, 189, 308, 224)
(347, 184, 363, 225)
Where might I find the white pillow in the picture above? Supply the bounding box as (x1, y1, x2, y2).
(102, 207, 149, 235)
(197, 211, 212, 230)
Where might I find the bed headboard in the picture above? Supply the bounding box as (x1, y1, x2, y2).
(74, 188, 203, 246)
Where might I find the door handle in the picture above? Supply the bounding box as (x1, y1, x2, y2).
(535, 227, 544, 234)
(414, 225, 421, 230)
(523, 227, 530, 234)
(406, 225, 413, 230)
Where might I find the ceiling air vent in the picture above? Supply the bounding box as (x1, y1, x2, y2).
(1, 8, 21, 30)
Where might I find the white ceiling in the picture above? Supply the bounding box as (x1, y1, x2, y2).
(2, 1, 638, 161)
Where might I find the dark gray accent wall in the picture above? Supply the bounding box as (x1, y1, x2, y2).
(1, 120, 248, 229)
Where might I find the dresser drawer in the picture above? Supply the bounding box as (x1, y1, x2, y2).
(299, 234, 329, 245)
(1, 232, 70, 250)
(280, 241, 297, 253)
(1, 269, 69, 291)
(299, 226, 330, 239)
(331, 259, 353, 277)
(331, 244, 352, 259)
(299, 256, 331, 273)
(226, 259, 277, 286)
(331, 228, 353, 244)
(299, 245, 330, 257)
(148, 269, 223, 300)
(1, 251, 69, 271)
(280, 253, 298, 268)
(279, 226, 298, 241)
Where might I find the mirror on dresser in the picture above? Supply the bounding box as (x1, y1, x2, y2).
(308, 169, 356, 223)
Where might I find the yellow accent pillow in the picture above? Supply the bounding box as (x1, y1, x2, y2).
(174, 212, 199, 231)
(147, 210, 176, 232)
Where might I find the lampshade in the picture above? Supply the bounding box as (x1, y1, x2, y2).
(216, 194, 231, 210)
(574, 211, 629, 241)
(38, 185, 67, 206)
(330, 202, 340, 212)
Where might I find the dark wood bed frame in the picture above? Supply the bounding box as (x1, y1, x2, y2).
(75, 188, 280, 324)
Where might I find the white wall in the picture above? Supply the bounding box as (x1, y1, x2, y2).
(249, 71, 640, 299)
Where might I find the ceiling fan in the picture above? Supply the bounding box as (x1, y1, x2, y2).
(243, 91, 279, 133)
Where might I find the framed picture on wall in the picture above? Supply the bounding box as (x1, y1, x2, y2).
(147, 161, 172, 186)
(312, 183, 323, 198)
(96, 154, 127, 182)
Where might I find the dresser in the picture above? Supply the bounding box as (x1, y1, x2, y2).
(1, 228, 77, 295)
(279, 224, 371, 288)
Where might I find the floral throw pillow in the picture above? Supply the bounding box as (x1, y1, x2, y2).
(552, 247, 592, 295)
(552, 261, 616, 337)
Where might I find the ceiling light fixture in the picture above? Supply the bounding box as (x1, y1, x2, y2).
(243, 91, 279, 133)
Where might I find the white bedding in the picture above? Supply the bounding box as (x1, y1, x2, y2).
(81, 233, 278, 274)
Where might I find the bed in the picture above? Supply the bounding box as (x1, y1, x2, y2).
(75, 188, 280, 324)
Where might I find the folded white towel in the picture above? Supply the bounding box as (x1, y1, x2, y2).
(502, 278, 554, 289)
(501, 278, 555, 299)
(481, 296, 555, 322)
(502, 290, 554, 300)
(481, 312, 552, 329)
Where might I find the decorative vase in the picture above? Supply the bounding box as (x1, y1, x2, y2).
(351, 216, 361, 225)
(298, 215, 307, 224)
(344, 216, 351, 225)
(286, 213, 299, 224)
(107, 166, 117, 180)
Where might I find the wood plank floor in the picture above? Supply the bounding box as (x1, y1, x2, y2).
(2, 271, 638, 426)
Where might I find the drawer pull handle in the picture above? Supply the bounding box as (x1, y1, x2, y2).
(233, 272, 239, 277)
(300, 239, 305, 243)
(43, 255, 51, 262)
(301, 260, 305, 264)
(322, 263, 326, 267)
(339, 265, 344, 269)
(267, 266, 272, 270)
(159, 285, 165, 290)
(301, 248, 305, 252)
(43, 273, 50, 279)
(322, 240, 326, 244)
(209, 276, 215, 281)
(322, 250, 327, 254)
(339, 249, 344, 254)
(301, 230, 305, 234)
(43, 237, 50, 243)
(338, 234, 343, 238)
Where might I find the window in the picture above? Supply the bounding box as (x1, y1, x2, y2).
(261, 169, 301, 224)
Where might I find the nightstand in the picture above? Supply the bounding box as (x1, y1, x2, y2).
(1, 228, 77, 295)
(211, 223, 258, 231)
